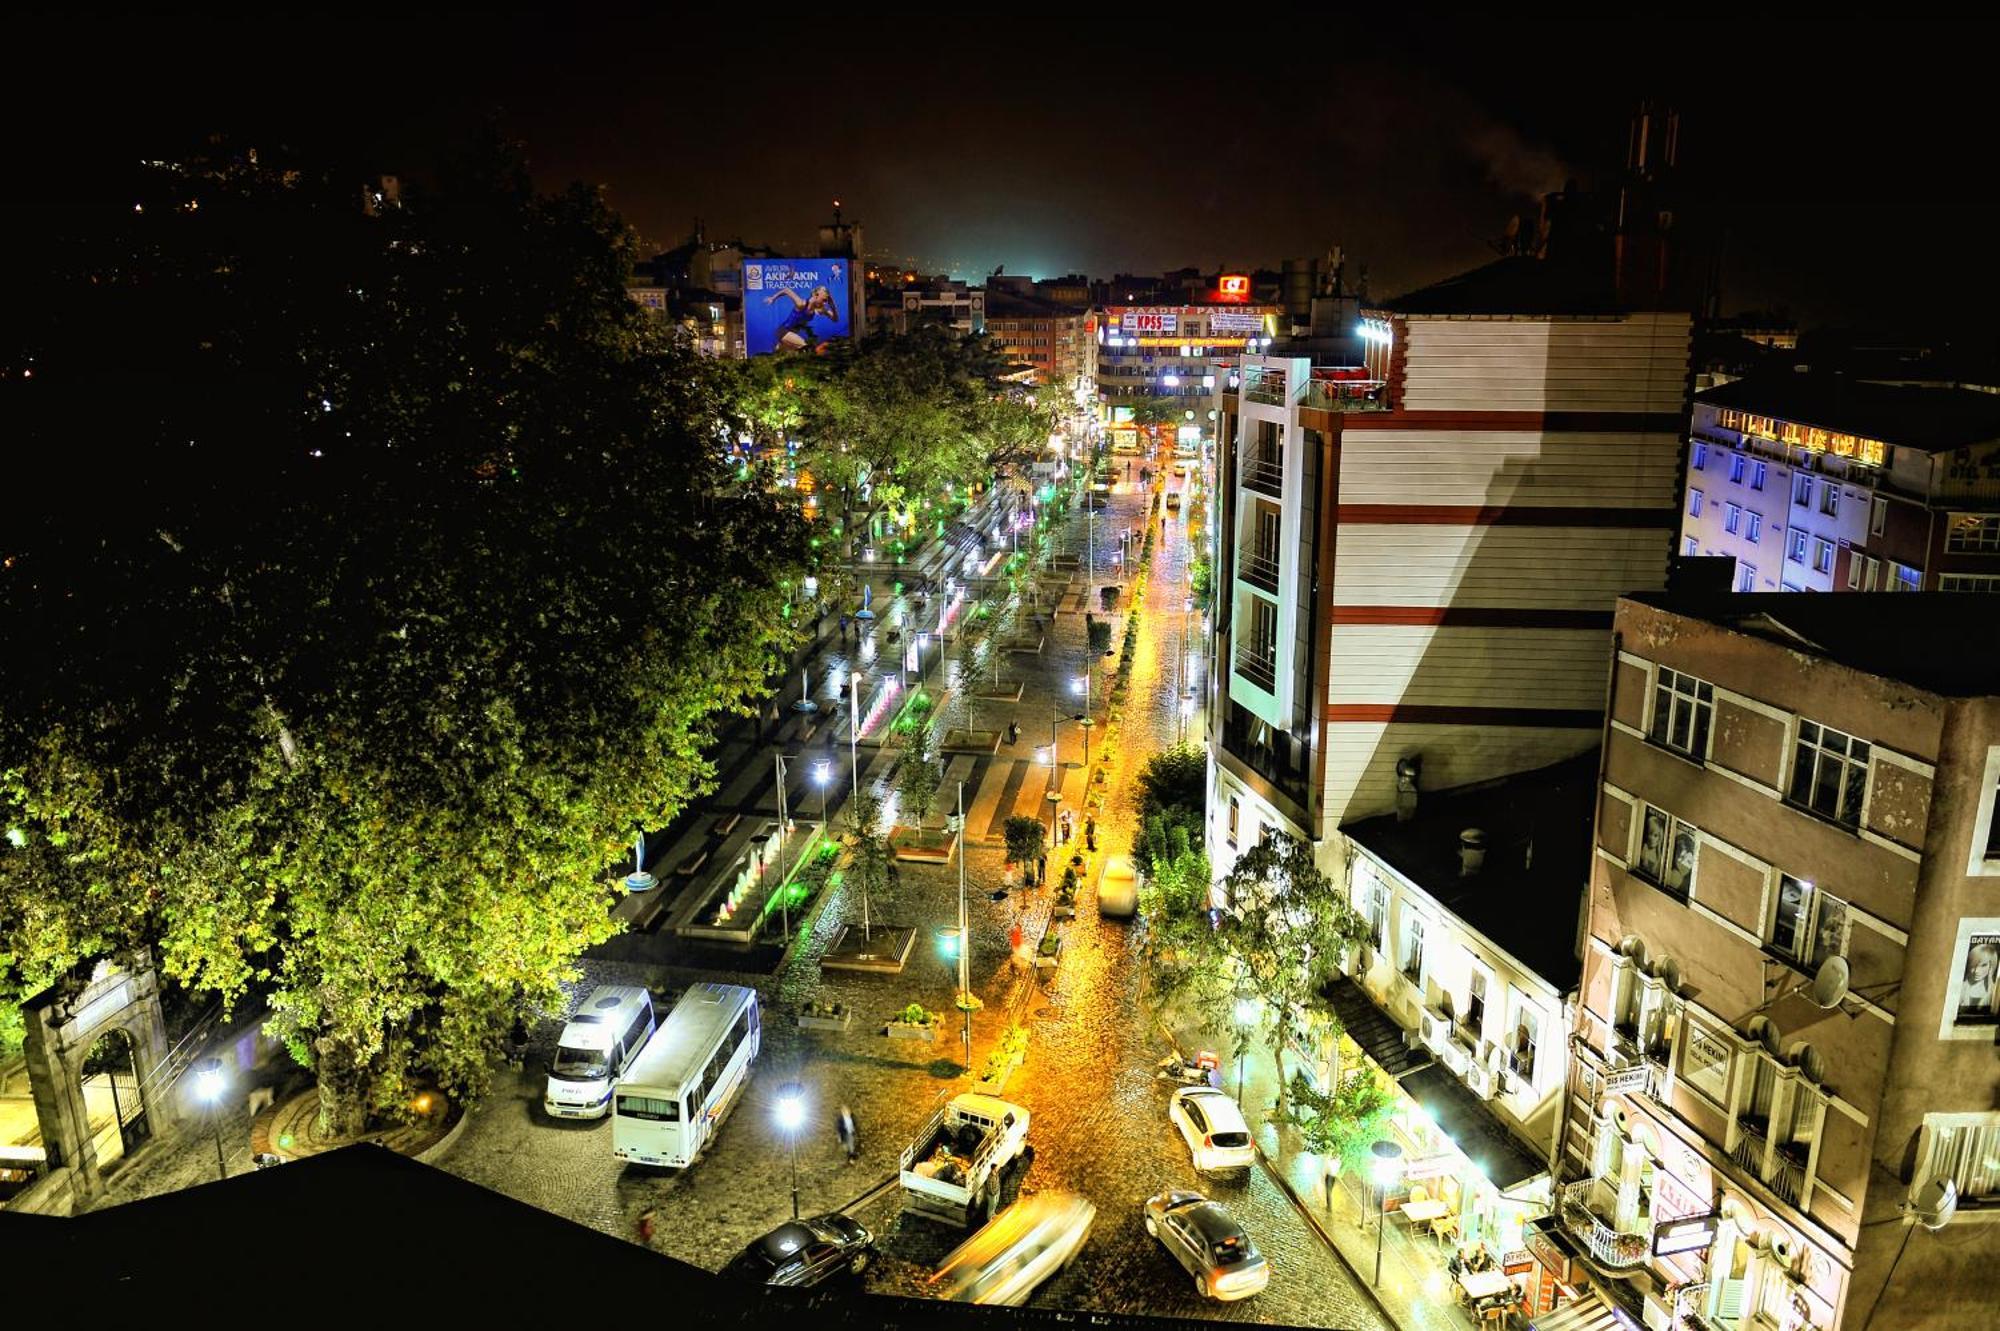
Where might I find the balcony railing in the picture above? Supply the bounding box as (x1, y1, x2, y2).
(1238, 546, 1281, 593)
(1300, 373, 1389, 411)
(1732, 1115, 1767, 1173)
(1559, 1180, 1652, 1271)
(1242, 454, 1284, 496)
(1234, 646, 1278, 693)
(1241, 368, 1290, 406)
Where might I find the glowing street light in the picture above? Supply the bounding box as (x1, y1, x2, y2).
(813, 758, 831, 829)
(194, 1055, 228, 1181)
(1370, 1139, 1406, 1286)
(776, 1081, 806, 1220)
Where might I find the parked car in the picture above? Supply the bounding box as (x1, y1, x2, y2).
(719, 1214, 876, 1288)
(1168, 1087, 1255, 1173)
(1143, 1189, 1269, 1301)
(930, 1191, 1096, 1305)
(1096, 854, 1137, 918)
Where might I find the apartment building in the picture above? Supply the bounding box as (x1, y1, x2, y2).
(1098, 278, 1279, 448)
(1680, 376, 2000, 594)
(984, 290, 1097, 401)
(1565, 591, 2000, 1331)
(1206, 252, 1693, 883)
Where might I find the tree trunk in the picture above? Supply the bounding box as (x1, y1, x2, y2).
(314, 1036, 371, 1139)
(1271, 1019, 1291, 1122)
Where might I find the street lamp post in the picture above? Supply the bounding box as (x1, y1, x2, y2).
(814, 758, 831, 830)
(776, 1081, 806, 1221)
(1370, 1139, 1406, 1287)
(194, 1056, 227, 1181)
(956, 782, 971, 1072)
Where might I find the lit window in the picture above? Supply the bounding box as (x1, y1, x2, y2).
(1941, 573, 2000, 592)
(1635, 804, 1698, 899)
(1891, 562, 1923, 592)
(1746, 512, 1763, 543)
(1821, 485, 1841, 518)
(1788, 530, 1808, 564)
(1465, 967, 1488, 1039)
(1510, 1005, 1540, 1082)
(1693, 441, 1709, 471)
(1813, 539, 1834, 574)
(1915, 1112, 2000, 1204)
(1402, 914, 1426, 982)
(1686, 536, 1700, 556)
(1794, 475, 1813, 508)
(1737, 561, 1757, 592)
(1649, 666, 1714, 759)
(1226, 794, 1239, 849)
(1946, 514, 2000, 552)
(1789, 719, 1871, 828)
(1689, 489, 1704, 518)
(1870, 495, 1888, 536)
(1724, 503, 1742, 535)
(1359, 867, 1388, 950)
(1729, 453, 1746, 483)
(1751, 460, 1768, 491)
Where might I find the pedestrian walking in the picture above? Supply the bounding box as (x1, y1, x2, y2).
(1006, 720, 1020, 745)
(836, 1104, 858, 1163)
(1009, 922, 1029, 973)
(839, 611, 849, 639)
(1085, 816, 1097, 852)
(507, 1012, 529, 1071)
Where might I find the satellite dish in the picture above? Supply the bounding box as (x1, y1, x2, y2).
(1657, 957, 1683, 994)
(1911, 1178, 1958, 1231)
(1810, 956, 1851, 1009)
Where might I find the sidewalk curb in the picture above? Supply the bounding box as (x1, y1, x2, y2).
(1157, 1020, 1405, 1331)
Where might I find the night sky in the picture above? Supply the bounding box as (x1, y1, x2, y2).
(16, 13, 2000, 328)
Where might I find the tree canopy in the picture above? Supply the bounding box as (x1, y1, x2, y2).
(0, 139, 807, 1128)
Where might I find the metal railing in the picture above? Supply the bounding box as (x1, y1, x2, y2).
(1300, 375, 1389, 411)
(1241, 454, 1284, 495)
(1233, 646, 1277, 693)
(1559, 1179, 1652, 1271)
(1238, 546, 1281, 592)
(1240, 368, 1291, 406)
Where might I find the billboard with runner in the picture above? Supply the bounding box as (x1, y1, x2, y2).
(743, 258, 852, 355)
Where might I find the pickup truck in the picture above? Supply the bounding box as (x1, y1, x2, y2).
(900, 1092, 1032, 1227)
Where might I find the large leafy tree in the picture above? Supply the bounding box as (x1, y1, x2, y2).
(0, 139, 806, 1127)
(1136, 828, 1230, 1031)
(1132, 745, 1207, 874)
(1216, 829, 1371, 1121)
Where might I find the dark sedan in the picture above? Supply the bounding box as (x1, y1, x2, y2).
(1142, 1189, 1269, 1301)
(719, 1214, 876, 1289)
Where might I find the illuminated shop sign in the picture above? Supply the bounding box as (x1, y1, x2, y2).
(1216, 274, 1251, 301)
(1207, 309, 1264, 335)
(1715, 409, 1887, 467)
(1653, 1213, 1719, 1257)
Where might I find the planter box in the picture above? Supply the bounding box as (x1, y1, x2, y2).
(798, 1009, 853, 1032)
(1052, 897, 1076, 919)
(885, 1021, 939, 1043)
(1035, 931, 1065, 971)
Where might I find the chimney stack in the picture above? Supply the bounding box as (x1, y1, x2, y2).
(1459, 828, 1487, 877)
(1394, 755, 1422, 823)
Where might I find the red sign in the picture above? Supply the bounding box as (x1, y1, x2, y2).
(1217, 274, 1251, 301)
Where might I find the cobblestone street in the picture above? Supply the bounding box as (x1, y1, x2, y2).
(435, 461, 1387, 1329)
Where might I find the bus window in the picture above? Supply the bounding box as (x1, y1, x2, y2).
(616, 1093, 680, 1122)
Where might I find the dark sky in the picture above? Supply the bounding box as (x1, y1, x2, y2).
(17, 12, 2000, 328)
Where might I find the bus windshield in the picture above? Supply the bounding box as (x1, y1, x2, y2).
(551, 1045, 609, 1081)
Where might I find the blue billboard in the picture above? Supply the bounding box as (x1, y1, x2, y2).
(743, 258, 852, 355)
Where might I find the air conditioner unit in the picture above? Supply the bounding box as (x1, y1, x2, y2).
(1498, 1067, 1522, 1097)
(1465, 1060, 1495, 1100)
(1439, 1039, 1470, 1077)
(1420, 1008, 1449, 1053)
(1403, 1029, 1428, 1052)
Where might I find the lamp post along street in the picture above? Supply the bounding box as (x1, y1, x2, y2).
(776, 1082, 805, 1221)
(775, 753, 793, 943)
(1370, 1139, 1405, 1287)
(195, 1056, 227, 1181)
(957, 782, 971, 1071)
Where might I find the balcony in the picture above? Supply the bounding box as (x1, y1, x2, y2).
(1241, 367, 1290, 406)
(1731, 1115, 1767, 1174)
(1559, 1180, 1652, 1272)
(1300, 370, 1388, 412)
(1233, 645, 1278, 693)
(1241, 453, 1285, 496)
(1238, 546, 1281, 593)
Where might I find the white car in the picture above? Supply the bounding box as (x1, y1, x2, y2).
(1169, 1087, 1255, 1173)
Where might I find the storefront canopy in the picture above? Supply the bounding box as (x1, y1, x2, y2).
(1398, 1064, 1550, 1192)
(1323, 976, 1434, 1078)
(1530, 1291, 1640, 1331)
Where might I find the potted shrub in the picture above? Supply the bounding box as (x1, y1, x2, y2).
(799, 999, 852, 1032)
(1053, 865, 1079, 918)
(885, 1002, 939, 1042)
(1035, 926, 1065, 971)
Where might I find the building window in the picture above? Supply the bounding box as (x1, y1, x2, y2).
(1848, 556, 1862, 590)
(1465, 967, 1487, 1041)
(1751, 460, 1768, 491)
(1941, 573, 2000, 592)
(1686, 536, 1700, 556)
(1402, 913, 1426, 983)
(1820, 485, 1841, 517)
(1689, 489, 1704, 518)
(1510, 1004, 1541, 1083)
(1915, 1112, 2000, 1203)
(1737, 561, 1757, 592)
(1226, 794, 1239, 849)
(1693, 441, 1709, 470)
(1946, 514, 2000, 553)
(1359, 868, 1388, 950)
(1891, 562, 1923, 592)
(1794, 474, 1813, 508)
(1636, 804, 1698, 899)
(1813, 538, 1834, 574)
(1724, 503, 1742, 535)
(1769, 874, 1848, 969)
(1746, 511, 1763, 543)
(1729, 453, 1746, 484)
(1864, 556, 1881, 591)
(1870, 494, 1888, 536)
(1787, 530, 1808, 565)
(1649, 666, 1714, 759)
(1789, 719, 1871, 828)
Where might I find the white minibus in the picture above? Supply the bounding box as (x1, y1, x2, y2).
(612, 983, 761, 1167)
(543, 984, 656, 1120)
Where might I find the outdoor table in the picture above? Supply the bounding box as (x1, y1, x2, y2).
(1458, 1269, 1512, 1302)
(1401, 1198, 1449, 1224)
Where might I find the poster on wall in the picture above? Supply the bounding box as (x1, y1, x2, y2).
(1941, 917, 2000, 1040)
(1680, 1020, 1732, 1102)
(743, 258, 851, 355)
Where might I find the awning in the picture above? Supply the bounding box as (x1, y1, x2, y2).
(1531, 1291, 1638, 1331)
(1397, 1063, 1550, 1192)
(1322, 976, 1434, 1079)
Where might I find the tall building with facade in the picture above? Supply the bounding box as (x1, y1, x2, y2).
(984, 291, 1097, 402)
(1206, 252, 1695, 882)
(1565, 591, 2000, 1331)
(1679, 377, 2000, 594)
(1098, 278, 1280, 449)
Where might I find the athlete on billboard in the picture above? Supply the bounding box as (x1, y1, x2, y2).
(764, 284, 842, 351)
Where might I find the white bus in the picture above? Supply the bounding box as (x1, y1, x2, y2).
(612, 982, 761, 1168)
(543, 984, 656, 1120)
